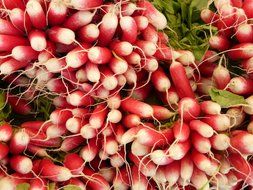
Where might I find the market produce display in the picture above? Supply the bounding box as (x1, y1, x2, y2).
(0, 0, 253, 189)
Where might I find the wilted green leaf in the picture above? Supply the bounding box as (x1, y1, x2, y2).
(209, 88, 247, 108)
(63, 185, 82, 190)
(16, 183, 30, 190)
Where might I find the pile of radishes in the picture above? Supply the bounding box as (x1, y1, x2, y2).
(1, 0, 253, 189)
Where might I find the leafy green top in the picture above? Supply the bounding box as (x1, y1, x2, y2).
(151, 0, 216, 60)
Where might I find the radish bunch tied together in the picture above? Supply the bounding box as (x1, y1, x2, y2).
(1, 0, 253, 189)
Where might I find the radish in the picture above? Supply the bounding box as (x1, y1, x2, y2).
(29, 178, 47, 190)
(213, 65, 231, 89)
(9, 130, 30, 154)
(150, 149, 174, 165)
(0, 34, 28, 52)
(189, 120, 214, 138)
(164, 161, 180, 187)
(47, 26, 75, 45)
(47, 1, 67, 26)
(191, 150, 211, 172)
(191, 132, 211, 154)
(228, 77, 253, 95)
(200, 101, 221, 115)
(121, 98, 153, 118)
(227, 43, 253, 60)
(41, 159, 72, 182)
(78, 23, 100, 43)
(120, 16, 138, 43)
(210, 133, 230, 150)
(88, 46, 112, 64)
(209, 35, 230, 51)
(28, 30, 47, 51)
(142, 24, 158, 43)
(69, 0, 103, 10)
(243, 0, 253, 19)
(131, 140, 151, 157)
(109, 57, 128, 75)
(201, 9, 218, 25)
(0, 142, 9, 160)
(66, 90, 94, 107)
(98, 12, 118, 46)
(151, 105, 174, 120)
(191, 168, 209, 190)
(65, 45, 89, 69)
(89, 103, 108, 129)
(50, 109, 72, 125)
(66, 117, 84, 134)
(26, 0, 46, 29)
(172, 121, 190, 142)
(136, 127, 174, 147)
(202, 114, 231, 131)
(58, 136, 85, 152)
(124, 51, 141, 65)
(178, 97, 201, 121)
(151, 66, 171, 92)
(10, 155, 33, 174)
(170, 61, 195, 98)
(0, 18, 23, 36)
(137, 0, 167, 30)
(135, 40, 157, 57)
(80, 124, 97, 139)
(244, 95, 253, 114)
(0, 123, 13, 142)
(235, 23, 253, 43)
(133, 16, 149, 31)
(64, 153, 84, 175)
(1, 0, 25, 9)
(231, 131, 253, 154)
(226, 107, 245, 127)
(110, 40, 133, 57)
(63, 11, 94, 31)
(180, 155, 194, 185)
(167, 140, 191, 160)
(80, 139, 98, 162)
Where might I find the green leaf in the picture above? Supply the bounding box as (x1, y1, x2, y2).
(63, 185, 82, 190)
(0, 91, 5, 109)
(16, 183, 30, 190)
(209, 88, 247, 108)
(48, 183, 56, 190)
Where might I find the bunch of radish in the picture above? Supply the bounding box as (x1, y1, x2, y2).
(1, 0, 253, 189)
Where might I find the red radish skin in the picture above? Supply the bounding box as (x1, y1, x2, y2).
(29, 178, 47, 190)
(41, 159, 72, 182)
(124, 51, 141, 65)
(66, 90, 94, 107)
(64, 153, 84, 175)
(202, 114, 231, 131)
(47, 1, 67, 26)
(213, 65, 231, 89)
(0, 18, 23, 36)
(1, 0, 25, 9)
(230, 132, 253, 154)
(151, 66, 171, 92)
(150, 149, 174, 165)
(110, 41, 133, 57)
(50, 109, 72, 125)
(120, 16, 138, 43)
(178, 97, 201, 121)
(154, 43, 180, 61)
(122, 114, 141, 128)
(142, 24, 158, 43)
(191, 132, 211, 154)
(172, 121, 190, 142)
(109, 57, 128, 75)
(47, 27, 75, 45)
(189, 120, 214, 138)
(168, 140, 191, 160)
(0, 123, 13, 142)
(136, 127, 174, 147)
(0, 34, 28, 52)
(78, 23, 100, 43)
(135, 40, 157, 57)
(200, 101, 221, 115)
(164, 161, 180, 187)
(228, 43, 253, 60)
(88, 46, 112, 64)
(133, 16, 149, 31)
(63, 11, 94, 31)
(243, 1, 253, 19)
(137, 0, 167, 30)
(89, 103, 108, 129)
(121, 98, 153, 118)
(69, 0, 103, 10)
(209, 35, 230, 51)
(0, 59, 29, 75)
(180, 155, 194, 185)
(201, 9, 218, 25)
(170, 61, 195, 98)
(191, 168, 209, 190)
(59, 136, 85, 152)
(26, 0, 46, 29)
(98, 12, 118, 46)
(10, 155, 33, 174)
(80, 139, 98, 162)
(0, 143, 9, 160)
(151, 105, 174, 120)
(45, 124, 67, 139)
(228, 77, 253, 95)
(67, 178, 86, 190)
(191, 150, 212, 172)
(235, 23, 253, 43)
(66, 46, 89, 69)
